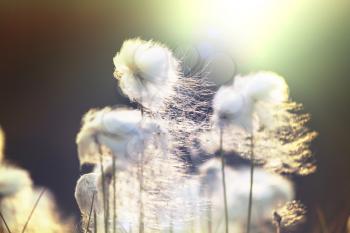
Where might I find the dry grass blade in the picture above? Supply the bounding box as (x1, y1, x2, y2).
(21, 188, 46, 233)
(0, 211, 12, 233)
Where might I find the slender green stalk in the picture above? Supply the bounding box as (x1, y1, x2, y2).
(246, 133, 255, 233)
(21, 188, 45, 233)
(86, 191, 96, 233)
(95, 136, 108, 233)
(219, 127, 229, 233)
(112, 156, 117, 233)
(0, 211, 12, 233)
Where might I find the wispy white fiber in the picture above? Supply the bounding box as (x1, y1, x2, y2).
(113, 38, 180, 110)
(199, 72, 317, 175)
(213, 71, 288, 131)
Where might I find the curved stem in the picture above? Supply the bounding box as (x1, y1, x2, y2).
(0, 211, 12, 233)
(246, 133, 255, 233)
(219, 127, 229, 233)
(21, 189, 45, 233)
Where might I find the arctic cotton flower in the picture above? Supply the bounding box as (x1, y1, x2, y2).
(75, 173, 101, 232)
(0, 164, 32, 197)
(199, 71, 317, 175)
(213, 71, 289, 131)
(113, 38, 180, 109)
(76, 107, 167, 168)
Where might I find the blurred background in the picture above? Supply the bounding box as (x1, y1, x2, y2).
(0, 0, 349, 232)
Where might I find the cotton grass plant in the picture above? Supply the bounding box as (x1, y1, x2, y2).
(72, 38, 317, 233)
(0, 37, 318, 233)
(198, 158, 294, 233)
(113, 38, 180, 111)
(196, 71, 317, 232)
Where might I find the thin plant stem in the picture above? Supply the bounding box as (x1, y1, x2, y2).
(0, 211, 12, 233)
(275, 224, 281, 233)
(138, 156, 144, 233)
(138, 102, 145, 233)
(169, 211, 173, 233)
(94, 210, 97, 233)
(112, 156, 117, 233)
(207, 200, 212, 233)
(273, 212, 282, 233)
(246, 133, 255, 233)
(219, 127, 229, 233)
(21, 188, 45, 233)
(95, 135, 108, 233)
(191, 207, 195, 233)
(86, 191, 96, 233)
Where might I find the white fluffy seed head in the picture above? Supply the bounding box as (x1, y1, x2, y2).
(113, 38, 180, 109)
(238, 71, 289, 104)
(76, 107, 168, 169)
(74, 173, 99, 216)
(213, 71, 289, 132)
(213, 85, 253, 130)
(0, 164, 32, 197)
(76, 107, 142, 166)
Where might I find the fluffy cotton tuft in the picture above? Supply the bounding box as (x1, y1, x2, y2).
(213, 71, 289, 131)
(235, 71, 288, 104)
(0, 164, 32, 197)
(76, 107, 142, 165)
(75, 173, 99, 215)
(76, 107, 168, 169)
(113, 38, 180, 109)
